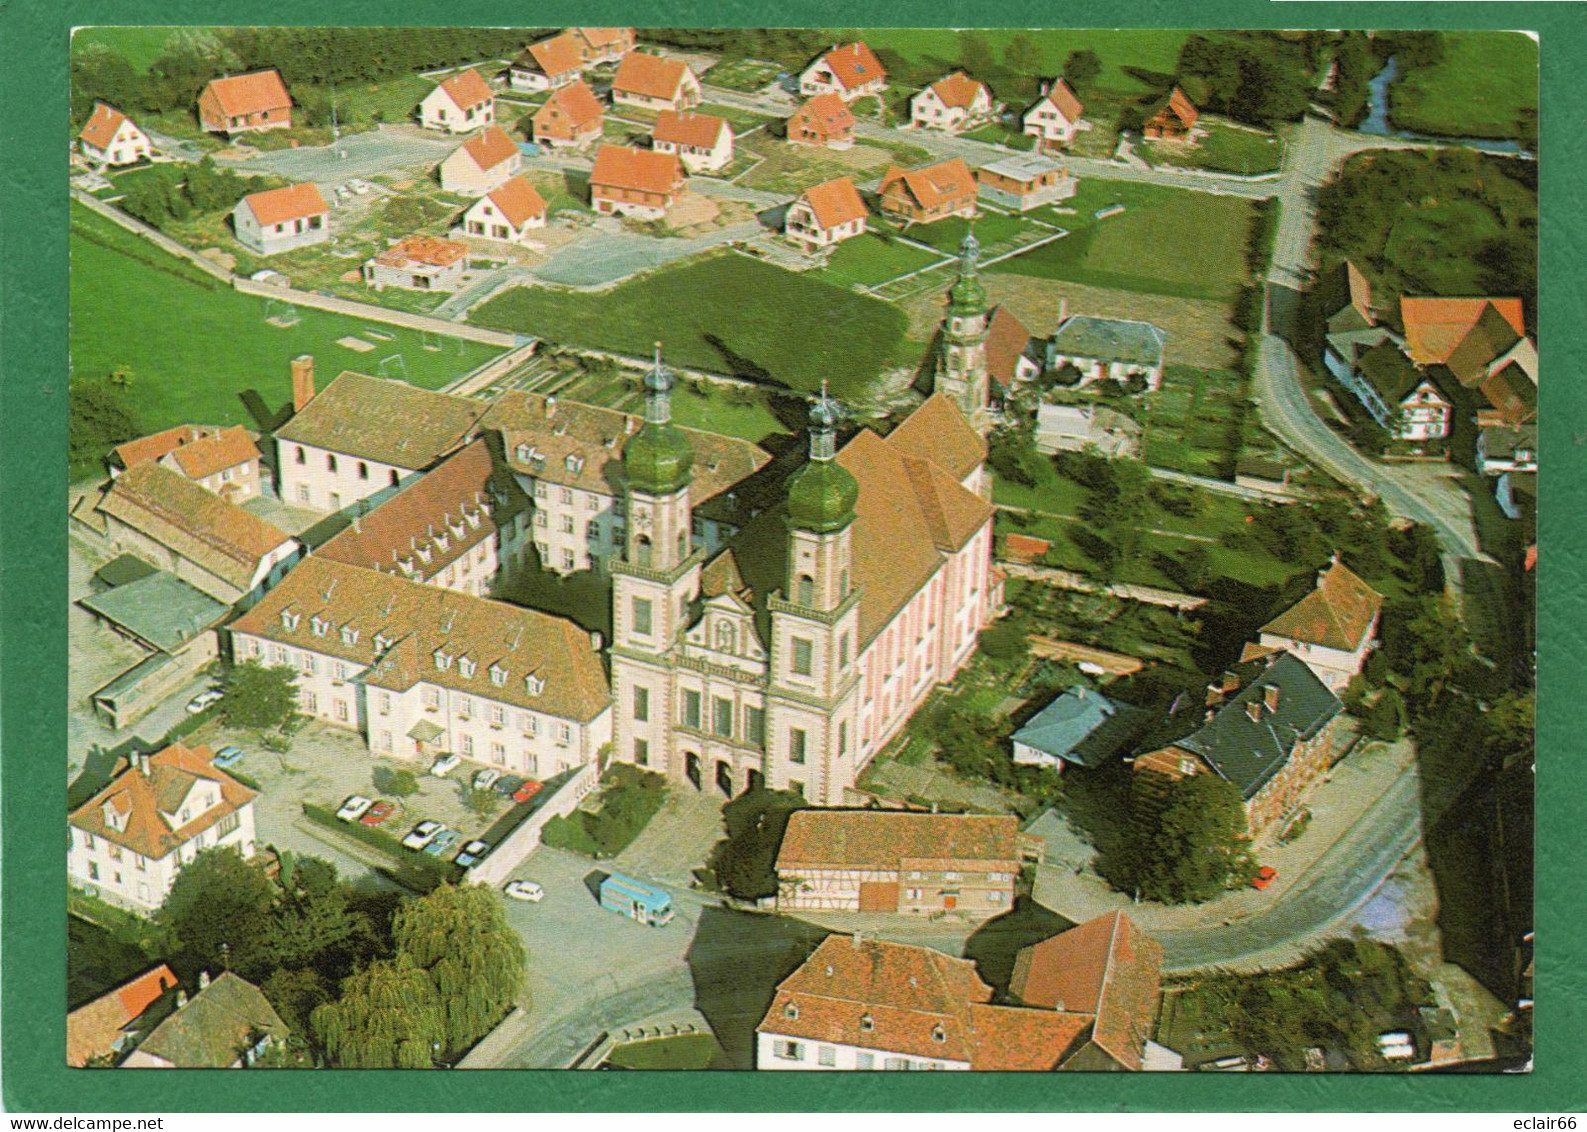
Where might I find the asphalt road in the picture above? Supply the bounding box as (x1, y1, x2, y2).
(227, 124, 458, 187)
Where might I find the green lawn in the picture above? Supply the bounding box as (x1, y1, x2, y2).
(699, 102, 774, 132)
(1138, 365, 1249, 478)
(1389, 32, 1538, 142)
(1140, 120, 1284, 176)
(604, 1033, 721, 1070)
(470, 252, 908, 398)
(703, 57, 784, 92)
(70, 203, 501, 432)
(669, 384, 790, 444)
(71, 26, 189, 72)
(817, 231, 946, 289)
(997, 180, 1256, 301)
(962, 123, 1038, 150)
(857, 29, 1190, 95)
(899, 210, 1030, 254)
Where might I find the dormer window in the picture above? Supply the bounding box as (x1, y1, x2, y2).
(341, 626, 360, 646)
(374, 633, 393, 653)
(459, 656, 477, 679)
(465, 509, 482, 530)
(281, 611, 301, 631)
(448, 520, 465, 540)
(859, 1014, 874, 1032)
(525, 674, 545, 696)
(931, 1024, 946, 1043)
(566, 454, 584, 474)
(435, 533, 450, 553)
(399, 557, 415, 575)
(311, 616, 329, 637)
(784, 1001, 799, 1021)
(490, 664, 507, 687)
(516, 442, 532, 463)
(434, 650, 453, 671)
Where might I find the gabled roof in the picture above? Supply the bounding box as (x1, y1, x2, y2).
(700, 548, 750, 600)
(654, 110, 730, 150)
(536, 80, 604, 128)
(521, 33, 584, 78)
(1479, 365, 1538, 427)
(1011, 687, 1148, 768)
(886, 391, 987, 482)
(1444, 302, 1526, 387)
(1051, 315, 1167, 369)
(437, 68, 494, 111)
(1031, 78, 1084, 123)
(570, 27, 631, 50)
(1479, 422, 1538, 459)
(166, 425, 261, 480)
(813, 42, 887, 91)
(1147, 85, 1198, 128)
(1317, 260, 1375, 331)
(92, 463, 293, 590)
(613, 52, 695, 101)
(240, 182, 329, 227)
(776, 810, 1020, 871)
(457, 125, 519, 173)
(788, 92, 855, 138)
(590, 144, 684, 195)
(202, 70, 291, 117)
(879, 158, 976, 210)
(134, 973, 287, 1068)
(798, 176, 868, 230)
(924, 71, 990, 110)
(985, 305, 1035, 389)
(80, 101, 134, 149)
(967, 1004, 1093, 1071)
(481, 175, 548, 228)
(276, 371, 484, 470)
(1400, 296, 1526, 365)
(1009, 911, 1165, 1071)
(1356, 340, 1441, 404)
(1262, 557, 1383, 651)
(69, 743, 257, 862)
(228, 556, 612, 722)
(67, 964, 179, 1066)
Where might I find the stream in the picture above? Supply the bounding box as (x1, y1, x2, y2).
(1357, 54, 1533, 159)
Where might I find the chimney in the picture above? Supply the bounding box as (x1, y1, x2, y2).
(1263, 685, 1281, 712)
(199, 970, 211, 990)
(136, 751, 151, 777)
(1039, 79, 1050, 97)
(176, 990, 188, 1009)
(291, 355, 316, 413)
(1057, 297, 1069, 326)
(852, 932, 863, 950)
(589, 630, 604, 651)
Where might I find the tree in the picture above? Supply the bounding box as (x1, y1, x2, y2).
(1127, 771, 1254, 903)
(69, 380, 141, 470)
(708, 788, 809, 900)
(1063, 49, 1102, 93)
(958, 33, 996, 79)
(157, 847, 278, 978)
(311, 957, 446, 1069)
(463, 786, 500, 822)
(1000, 35, 1043, 100)
(987, 424, 1047, 488)
(217, 661, 300, 731)
(261, 967, 334, 1044)
(259, 856, 379, 978)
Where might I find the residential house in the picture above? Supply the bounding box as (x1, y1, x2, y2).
(532, 80, 605, 149)
(652, 111, 734, 174)
(1399, 296, 1526, 367)
(274, 365, 485, 513)
(1132, 651, 1344, 839)
(197, 70, 292, 136)
(111, 424, 262, 502)
(77, 463, 300, 605)
(984, 305, 1043, 404)
(121, 972, 288, 1068)
(774, 811, 1024, 918)
(877, 158, 977, 224)
(1252, 556, 1383, 694)
(611, 52, 701, 113)
(227, 556, 613, 774)
(1350, 341, 1455, 443)
(79, 102, 152, 166)
(910, 71, 996, 132)
(799, 42, 887, 102)
(67, 964, 179, 1067)
(783, 176, 869, 254)
(1011, 687, 1148, 771)
(438, 125, 522, 194)
(1034, 403, 1142, 458)
(1023, 80, 1087, 151)
(419, 68, 496, 133)
(68, 744, 260, 913)
(1009, 911, 1175, 1071)
(1435, 301, 1538, 429)
(315, 437, 531, 597)
(977, 152, 1077, 212)
(589, 144, 686, 220)
(1046, 310, 1167, 391)
(462, 176, 548, 244)
(232, 182, 330, 256)
(362, 235, 470, 293)
(1142, 86, 1199, 142)
(566, 27, 636, 65)
(510, 33, 585, 92)
(786, 93, 855, 149)
(1476, 424, 1538, 477)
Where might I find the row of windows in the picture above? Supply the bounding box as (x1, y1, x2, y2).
(771, 1041, 943, 1071)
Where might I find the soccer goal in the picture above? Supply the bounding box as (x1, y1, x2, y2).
(421, 330, 444, 352)
(377, 353, 408, 379)
(264, 298, 301, 328)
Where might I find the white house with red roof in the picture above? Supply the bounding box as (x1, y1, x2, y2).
(232, 182, 330, 256)
(462, 176, 548, 244)
(910, 72, 996, 133)
(567, 27, 636, 65)
(532, 80, 605, 148)
(589, 144, 686, 219)
(612, 52, 702, 112)
(651, 111, 734, 173)
(784, 176, 869, 253)
(509, 33, 585, 92)
(78, 102, 151, 166)
(800, 42, 888, 102)
(1023, 79, 1089, 150)
(69, 744, 259, 913)
(439, 125, 522, 194)
(420, 68, 496, 133)
(198, 70, 292, 136)
(111, 424, 263, 502)
(787, 93, 856, 149)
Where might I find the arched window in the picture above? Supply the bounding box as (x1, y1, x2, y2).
(635, 534, 652, 568)
(715, 621, 735, 653)
(796, 574, 815, 606)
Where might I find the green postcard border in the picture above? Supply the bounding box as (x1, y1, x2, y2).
(4, 0, 1583, 1112)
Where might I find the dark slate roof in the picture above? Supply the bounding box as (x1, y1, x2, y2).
(1011, 687, 1148, 768)
(134, 972, 288, 1068)
(77, 571, 231, 653)
(1356, 341, 1438, 404)
(94, 553, 159, 590)
(1050, 316, 1165, 369)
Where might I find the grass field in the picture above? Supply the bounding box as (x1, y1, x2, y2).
(817, 231, 947, 289)
(857, 29, 1189, 95)
(739, 133, 928, 196)
(470, 252, 908, 398)
(994, 180, 1256, 302)
(604, 1033, 721, 1070)
(70, 204, 500, 432)
(1140, 120, 1284, 176)
(71, 26, 189, 72)
(703, 57, 784, 92)
(1139, 365, 1249, 478)
(1389, 32, 1538, 142)
(698, 102, 774, 132)
(556, 367, 790, 445)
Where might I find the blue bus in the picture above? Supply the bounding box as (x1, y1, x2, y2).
(599, 873, 674, 927)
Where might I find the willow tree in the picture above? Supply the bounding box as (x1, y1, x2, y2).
(311, 957, 444, 1069)
(393, 884, 527, 1055)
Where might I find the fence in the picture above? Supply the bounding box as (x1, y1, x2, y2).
(464, 760, 601, 887)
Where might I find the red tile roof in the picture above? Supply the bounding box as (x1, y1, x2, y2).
(653, 110, 729, 150)
(571, 27, 630, 50)
(968, 1004, 1093, 1071)
(202, 70, 291, 118)
(537, 80, 604, 129)
(67, 964, 179, 1067)
(114, 425, 208, 470)
(613, 52, 695, 101)
(927, 71, 989, 111)
(1149, 85, 1198, 129)
(798, 176, 867, 230)
(886, 391, 988, 482)
(80, 101, 132, 149)
(777, 811, 1020, 872)
(816, 42, 887, 92)
(985, 305, 1034, 389)
(1039, 79, 1084, 123)
(376, 235, 469, 268)
(438, 68, 494, 111)
(458, 125, 520, 173)
(1003, 532, 1051, 563)
(1443, 302, 1526, 387)
(1400, 296, 1526, 365)
(166, 425, 261, 480)
(524, 33, 584, 78)
(1260, 557, 1384, 651)
(69, 744, 258, 863)
(788, 93, 855, 141)
(483, 175, 548, 228)
(590, 144, 684, 195)
(240, 182, 328, 227)
(880, 158, 977, 211)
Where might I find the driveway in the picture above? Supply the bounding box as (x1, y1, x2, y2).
(529, 220, 763, 288)
(225, 124, 459, 188)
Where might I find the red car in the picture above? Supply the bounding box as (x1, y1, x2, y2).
(360, 800, 395, 826)
(513, 780, 543, 804)
(1251, 866, 1278, 890)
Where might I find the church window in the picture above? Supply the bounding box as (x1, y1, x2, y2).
(632, 597, 653, 637)
(792, 638, 813, 676)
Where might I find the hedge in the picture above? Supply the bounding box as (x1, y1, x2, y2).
(300, 802, 460, 891)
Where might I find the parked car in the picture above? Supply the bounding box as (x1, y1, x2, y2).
(494, 775, 526, 797)
(1251, 866, 1278, 890)
(336, 795, 374, 822)
(360, 801, 395, 826)
(431, 753, 462, 777)
(212, 746, 245, 769)
(425, 829, 463, 857)
(456, 839, 491, 867)
(504, 880, 544, 903)
(401, 820, 443, 851)
(187, 689, 223, 714)
(473, 769, 502, 792)
(513, 780, 544, 804)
